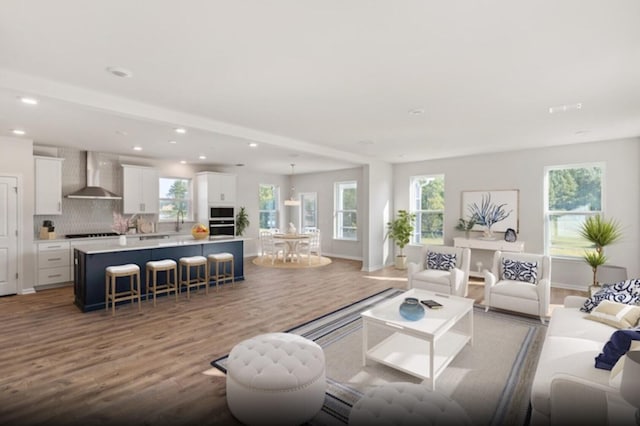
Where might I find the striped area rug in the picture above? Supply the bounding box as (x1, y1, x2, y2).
(211, 288, 546, 425)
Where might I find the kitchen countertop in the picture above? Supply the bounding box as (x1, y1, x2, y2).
(36, 231, 193, 243)
(73, 236, 247, 254)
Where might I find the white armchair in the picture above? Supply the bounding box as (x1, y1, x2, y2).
(484, 251, 551, 324)
(407, 245, 471, 297)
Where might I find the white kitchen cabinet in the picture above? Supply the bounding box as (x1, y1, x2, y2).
(122, 165, 159, 214)
(196, 172, 236, 221)
(36, 241, 70, 286)
(34, 156, 64, 215)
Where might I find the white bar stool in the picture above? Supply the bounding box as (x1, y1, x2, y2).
(178, 255, 208, 299)
(105, 263, 141, 316)
(145, 259, 178, 306)
(206, 252, 235, 291)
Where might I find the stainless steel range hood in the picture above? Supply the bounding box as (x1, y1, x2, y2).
(66, 152, 122, 200)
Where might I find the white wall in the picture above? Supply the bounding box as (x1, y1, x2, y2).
(362, 161, 393, 271)
(0, 136, 35, 294)
(393, 137, 640, 290)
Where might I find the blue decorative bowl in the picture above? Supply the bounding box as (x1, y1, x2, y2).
(399, 297, 425, 321)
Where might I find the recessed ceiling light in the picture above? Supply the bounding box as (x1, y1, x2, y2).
(168, 140, 177, 144)
(235, 163, 245, 167)
(19, 96, 38, 105)
(180, 160, 187, 164)
(133, 146, 143, 151)
(548, 103, 582, 114)
(198, 155, 206, 160)
(106, 66, 133, 78)
(115, 130, 128, 136)
(408, 108, 425, 115)
(174, 127, 187, 134)
(12, 129, 26, 135)
(248, 143, 258, 148)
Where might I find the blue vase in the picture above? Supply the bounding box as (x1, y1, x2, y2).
(399, 297, 425, 321)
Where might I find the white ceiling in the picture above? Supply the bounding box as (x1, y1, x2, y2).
(1, 0, 639, 175)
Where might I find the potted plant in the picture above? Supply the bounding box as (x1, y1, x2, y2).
(455, 217, 476, 239)
(579, 214, 622, 287)
(386, 210, 416, 269)
(235, 206, 250, 236)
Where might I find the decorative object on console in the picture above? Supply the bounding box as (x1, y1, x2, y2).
(579, 214, 623, 287)
(455, 217, 476, 239)
(504, 228, 517, 242)
(399, 297, 425, 321)
(620, 351, 640, 424)
(462, 190, 519, 239)
(385, 209, 416, 270)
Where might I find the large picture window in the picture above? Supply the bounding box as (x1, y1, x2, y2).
(259, 184, 279, 230)
(334, 181, 357, 240)
(159, 177, 192, 221)
(544, 164, 603, 257)
(410, 174, 445, 245)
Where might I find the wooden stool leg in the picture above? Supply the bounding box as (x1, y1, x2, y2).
(173, 266, 178, 301)
(112, 275, 116, 316)
(187, 265, 191, 299)
(105, 273, 110, 313)
(203, 264, 208, 295)
(136, 270, 141, 311)
(230, 259, 235, 286)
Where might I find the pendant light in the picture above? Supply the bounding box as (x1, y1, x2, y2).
(284, 163, 301, 207)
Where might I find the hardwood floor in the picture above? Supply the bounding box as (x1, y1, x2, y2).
(0, 258, 586, 425)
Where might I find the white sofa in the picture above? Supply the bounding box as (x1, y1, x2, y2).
(530, 295, 635, 425)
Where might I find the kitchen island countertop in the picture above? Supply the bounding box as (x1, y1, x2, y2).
(73, 236, 248, 254)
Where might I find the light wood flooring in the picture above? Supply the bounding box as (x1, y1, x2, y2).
(0, 258, 586, 425)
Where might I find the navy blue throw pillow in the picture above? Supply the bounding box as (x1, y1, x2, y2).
(581, 279, 640, 313)
(426, 252, 456, 271)
(595, 329, 640, 370)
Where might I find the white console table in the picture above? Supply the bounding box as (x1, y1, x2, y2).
(453, 237, 525, 278)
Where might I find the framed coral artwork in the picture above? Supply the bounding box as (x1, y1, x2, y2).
(461, 189, 519, 234)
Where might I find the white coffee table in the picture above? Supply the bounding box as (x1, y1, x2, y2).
(361, 288, 474, 390)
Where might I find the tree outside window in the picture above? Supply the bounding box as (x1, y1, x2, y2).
(159, 177, 192, 221)
(259, 184, 279, 230)
(334, 181, 357, 240)
(410, 175, 444, 245)
(300, 192, 317, 231)
(545, 164, 603, 257)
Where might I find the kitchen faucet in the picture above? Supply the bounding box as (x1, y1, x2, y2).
(176, 210, 184, 232)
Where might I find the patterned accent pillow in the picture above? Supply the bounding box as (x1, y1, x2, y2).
(586, 300, 640, 329)
(581, 280, 640, 313)
(501, 258, 538, 284)
(426, 252, 457, 271)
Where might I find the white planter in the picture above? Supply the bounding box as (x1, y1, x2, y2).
(395, 255, 408, 270)
(118, 235, 127, 246)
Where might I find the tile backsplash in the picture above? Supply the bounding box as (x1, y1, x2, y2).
(34, 147, 188, 237)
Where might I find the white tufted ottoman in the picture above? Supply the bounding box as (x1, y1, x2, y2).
(226, 332, 326, 425)
(348, 382, 471, 426)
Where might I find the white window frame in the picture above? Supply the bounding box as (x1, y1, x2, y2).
(409, 174, 445, 245)
(543, 162, 605, 258)
(334, 181, 357, 241)
(259, 183, 280, 231)
(158, 177, 193, 222)
(299, 192, 318, 231)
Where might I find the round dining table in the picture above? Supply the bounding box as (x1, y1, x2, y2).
(273, 233, 310, 263)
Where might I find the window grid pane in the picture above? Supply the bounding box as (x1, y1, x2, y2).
(259, 184, 279, 230)
(334, 181, 357, 240)
(158, 177, 192, 221)
(410, 175, 444, 245)
(545, 164, 603, 257)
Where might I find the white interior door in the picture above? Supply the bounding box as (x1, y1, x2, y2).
(0, 176, 18, 296)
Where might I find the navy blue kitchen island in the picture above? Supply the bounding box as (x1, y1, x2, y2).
(73, 237, 244, 312)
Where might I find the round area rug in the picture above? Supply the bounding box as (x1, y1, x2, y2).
(252, 255, 332, 269)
